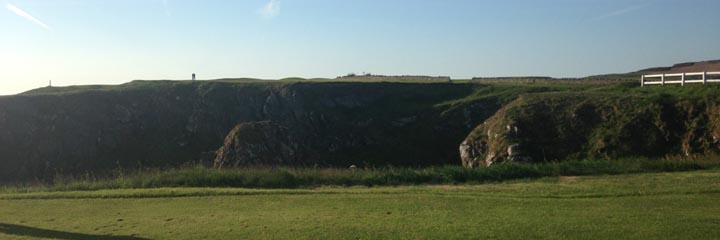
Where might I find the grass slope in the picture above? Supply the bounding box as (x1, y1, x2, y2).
(0, 170, 719, 239)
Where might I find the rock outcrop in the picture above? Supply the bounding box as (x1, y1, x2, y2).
(460, 93, 720, 167)
(0, 81, 491, 181)
(214, 121, 301, 168)
(3, 78, 720, 181)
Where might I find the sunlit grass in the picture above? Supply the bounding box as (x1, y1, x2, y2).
(1, 170, 719, 239)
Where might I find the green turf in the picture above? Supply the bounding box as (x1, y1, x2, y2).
(0, 170, 719, 239)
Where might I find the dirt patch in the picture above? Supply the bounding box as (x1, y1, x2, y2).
(559, 176, 579, 182)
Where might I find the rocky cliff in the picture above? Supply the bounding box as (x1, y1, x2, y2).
(0, 80, 497, 181)
(2, 78, 720, 181)
(460, 89, 720, 167)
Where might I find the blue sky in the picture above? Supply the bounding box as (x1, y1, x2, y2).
(1, 0, 719, 94)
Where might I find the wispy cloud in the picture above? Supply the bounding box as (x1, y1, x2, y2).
(6, 3, 50, 30)
(593, 5, 646, 21)
(258, 0, 280, 18)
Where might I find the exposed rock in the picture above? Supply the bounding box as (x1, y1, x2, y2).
(460, 139, 492, 167)
(459, 141, 477, 167)
(4, 77, 720, 180)
(460, 94, 720, 167)
(214, 121, 300, 168)
(506, 144, 532, 163)
(507, 144, 522, 156)
(0, 81, 487, 181)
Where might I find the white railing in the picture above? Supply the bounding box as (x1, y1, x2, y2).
(641, 72, 720, 87)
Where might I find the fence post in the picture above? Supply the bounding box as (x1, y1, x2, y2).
(661, 74, 665, 85)
(641, 75, 645, 87)
(681, 72, 685, 86)
(703, 72, 707, 85)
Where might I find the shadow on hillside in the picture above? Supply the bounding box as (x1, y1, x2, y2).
(0, 223, 150, 240)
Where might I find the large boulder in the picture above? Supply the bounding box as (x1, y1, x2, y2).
(460, 93, 720, 167)
(214, 121, 302, 168)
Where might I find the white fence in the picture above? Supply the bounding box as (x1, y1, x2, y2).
(641, 72, 720, 87)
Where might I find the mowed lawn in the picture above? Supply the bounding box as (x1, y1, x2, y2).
(1, 170, 719, 239)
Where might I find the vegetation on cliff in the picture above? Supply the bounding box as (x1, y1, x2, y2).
(1, 80, 491, 181)
(2, 77, 720, 182)
(460, 84, 720, 167)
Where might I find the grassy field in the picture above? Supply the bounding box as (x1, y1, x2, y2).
(0, 169, 719, 239)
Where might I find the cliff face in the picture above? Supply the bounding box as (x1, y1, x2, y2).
(0, 81, 268, 181)
(3, 79, 720, 181)
(0, 81, 494, 181)
(460, 92, 720, 167)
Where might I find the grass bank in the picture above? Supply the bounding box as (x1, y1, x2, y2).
(5, 155, 719, 193)
(1, 170, 719, 239)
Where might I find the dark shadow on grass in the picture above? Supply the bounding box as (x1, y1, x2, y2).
(0, 223, 150, 240)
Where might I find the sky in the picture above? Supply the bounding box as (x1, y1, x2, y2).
(1, 0, 719, 95)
